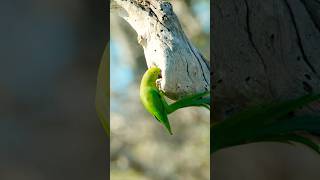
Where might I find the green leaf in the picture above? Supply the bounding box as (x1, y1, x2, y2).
(212, 94, 320, 154)
(256, 116, 320, 136)
(166, 91, 210, 114)
(215, 94, 320, 129)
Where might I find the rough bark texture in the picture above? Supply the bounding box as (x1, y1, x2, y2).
(212, 0, 320, 179)
(112, 0, 210, 100)
(212, 0, 320, 121)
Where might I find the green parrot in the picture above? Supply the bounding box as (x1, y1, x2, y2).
(140, 67, 173, 134)
(140, 67, 210, 135)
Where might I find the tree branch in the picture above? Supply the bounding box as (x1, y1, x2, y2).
(112, 0, 210, 100)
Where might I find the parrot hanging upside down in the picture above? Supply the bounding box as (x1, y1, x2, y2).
(140, 67, 210, 135)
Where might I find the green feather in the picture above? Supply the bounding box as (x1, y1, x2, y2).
(139, 67, 210, 135)
(140, 67, 173, 135)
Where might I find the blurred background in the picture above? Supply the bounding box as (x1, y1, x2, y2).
(110, 0, 210, 179)
(0, 0, 107, 179)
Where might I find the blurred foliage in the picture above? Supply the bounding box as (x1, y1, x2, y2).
(0, 0, 107, 179)
(96, 45, 110, 135)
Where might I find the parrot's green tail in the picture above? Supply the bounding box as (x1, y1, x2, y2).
(154, 115, 173, 135)
(211, 94, 320, 154)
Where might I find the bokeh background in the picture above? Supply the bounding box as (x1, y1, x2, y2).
(110, 0, 210, 179)
(0, 0, 107, 179)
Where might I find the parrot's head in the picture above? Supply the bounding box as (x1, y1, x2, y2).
(142, 67, 162, 86)
(149, 67, 162, 79)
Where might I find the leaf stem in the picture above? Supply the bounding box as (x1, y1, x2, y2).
(165, 92, 210, 114)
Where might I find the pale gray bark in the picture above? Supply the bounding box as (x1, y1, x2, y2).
(112, 0, 210, 100)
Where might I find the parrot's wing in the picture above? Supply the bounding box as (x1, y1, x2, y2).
(149, 89, 173, 135)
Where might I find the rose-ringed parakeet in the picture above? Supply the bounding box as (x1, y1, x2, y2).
(140, 67, 210, 135)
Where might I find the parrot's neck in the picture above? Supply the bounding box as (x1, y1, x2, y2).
(141, 77, 156, 87)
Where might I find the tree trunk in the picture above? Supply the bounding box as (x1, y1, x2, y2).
(111, 0, 210, 100)
(212, 0, 320, 121)
(212, 0, 320, 179)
